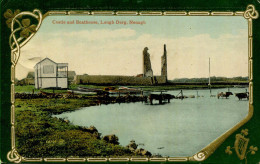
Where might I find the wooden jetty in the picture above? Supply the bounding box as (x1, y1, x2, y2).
(148, 93, 175, 105)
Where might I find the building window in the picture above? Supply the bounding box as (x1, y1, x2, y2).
(43, 65, 54, 74)
(57, 66, 67, 77)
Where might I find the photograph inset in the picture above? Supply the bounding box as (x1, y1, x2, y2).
(14, 15, 249, 158)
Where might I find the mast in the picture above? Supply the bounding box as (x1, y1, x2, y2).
(209, 58, 211, 94)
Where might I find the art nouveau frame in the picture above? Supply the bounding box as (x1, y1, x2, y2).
(6, 4, 258, 163)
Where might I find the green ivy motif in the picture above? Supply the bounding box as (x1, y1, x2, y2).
(225, 146, 232, 155)
(4, 9, 37, 38)
(249, 146, 258, 155)
(241, 129, 248, 136)
(4, 9, 21, 28)
(20, 19, 37, 38)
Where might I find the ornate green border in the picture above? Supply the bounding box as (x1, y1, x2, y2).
(1, 3, 259, 163)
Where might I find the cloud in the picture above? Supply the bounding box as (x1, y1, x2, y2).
(17, 28, 248, 80)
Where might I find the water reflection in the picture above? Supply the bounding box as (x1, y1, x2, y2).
(54, 88, 249, 157)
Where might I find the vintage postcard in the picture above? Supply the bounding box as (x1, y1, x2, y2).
(1, 1, 260, 163)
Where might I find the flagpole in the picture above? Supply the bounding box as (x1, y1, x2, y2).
(209, 58, 211, 94)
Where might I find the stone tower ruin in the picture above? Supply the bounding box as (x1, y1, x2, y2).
(161, 44, 167, 80)
(143, 47, 153, 77)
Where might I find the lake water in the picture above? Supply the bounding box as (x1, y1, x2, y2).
(54, 88, 249, 157)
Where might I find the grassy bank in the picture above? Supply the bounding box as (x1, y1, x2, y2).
(15, 98, 137, 158)
(14, 84, 239, 157)
(15, 85, 68, 93)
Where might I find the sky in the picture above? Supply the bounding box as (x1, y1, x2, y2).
(16, 15, 248, 80)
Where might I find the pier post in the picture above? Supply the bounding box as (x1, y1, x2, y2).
(149, 96, 153, 105)
(159, 98, 162, 104)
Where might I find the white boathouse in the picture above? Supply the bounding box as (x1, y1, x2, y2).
(34, 58, 68, 89)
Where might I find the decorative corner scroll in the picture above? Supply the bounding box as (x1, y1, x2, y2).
(225, 129, 258, 164)
(244, 4, 259, 19)
(4, 9, 43, 163)
(192, 151, 207, 161)
(7, 148, 22, 163)
(4, 9, 43, 66)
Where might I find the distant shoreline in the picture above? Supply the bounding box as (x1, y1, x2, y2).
(15, 83, 249, 94)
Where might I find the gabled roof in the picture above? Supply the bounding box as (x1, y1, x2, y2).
(34, 57, 57, 68)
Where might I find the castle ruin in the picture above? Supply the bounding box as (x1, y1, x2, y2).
(74, 45, 168, 85)
(143, 44, 168, 82)
(161, 44, 167, 80)
(143, 47, 153, 77)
